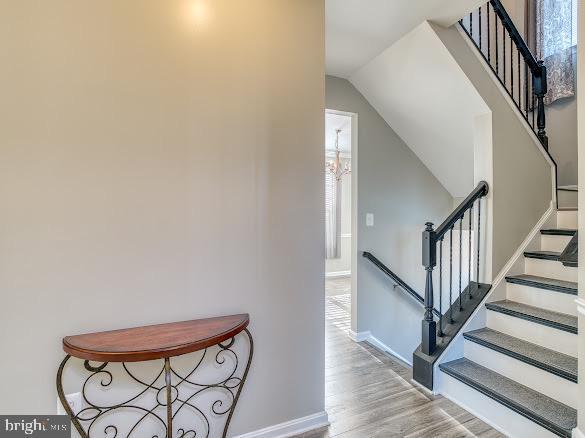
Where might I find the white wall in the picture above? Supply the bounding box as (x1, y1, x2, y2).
(0, 1, 325, 436)
(326, 76, 454, 362)
(350, 22, 490, 198)
(433, 22, 552, 277)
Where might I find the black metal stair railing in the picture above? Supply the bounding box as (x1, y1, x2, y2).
(362, 251, 440, 318)
(421, 181, 489, 356)
(362, 183, 491, 390)
(459, 0, 548, 149)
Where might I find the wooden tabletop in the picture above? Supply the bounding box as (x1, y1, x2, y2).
(62, 314, 249, 362)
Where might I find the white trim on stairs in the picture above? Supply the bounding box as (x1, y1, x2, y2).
(233, 412, 329, 438)
(573, 427, 585, 438)
(491, 201, 555, 288)
(435, 203, 563, 436)
(434, 201, 556, 377)
(575, 298, 585, 316)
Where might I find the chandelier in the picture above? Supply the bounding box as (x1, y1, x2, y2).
(325, 129, 351, 181)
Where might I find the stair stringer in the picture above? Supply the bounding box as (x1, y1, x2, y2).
(432, 203, 556, 435)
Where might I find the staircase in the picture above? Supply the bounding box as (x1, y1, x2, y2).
(439, 209, 577, 437)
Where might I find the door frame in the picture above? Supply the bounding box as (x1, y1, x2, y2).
(325, 108, 358, 333)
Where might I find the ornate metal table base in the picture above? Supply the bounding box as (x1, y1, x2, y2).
(56, 316, 253, 438)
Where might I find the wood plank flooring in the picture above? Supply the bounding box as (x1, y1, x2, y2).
(297, 280, 504, 438)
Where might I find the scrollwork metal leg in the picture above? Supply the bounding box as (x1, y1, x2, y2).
(222, 328, 254, 438)
(165, 358, 173, 438)
(57, 355, 89, 438)
(57, 329, 254, 438)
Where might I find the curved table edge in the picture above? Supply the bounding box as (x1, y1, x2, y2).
(62, 314, 250, 362)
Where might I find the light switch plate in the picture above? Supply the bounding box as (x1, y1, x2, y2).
(366, 213, 374, 227)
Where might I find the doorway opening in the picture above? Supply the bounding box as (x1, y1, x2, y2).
(325, 109, 357, 336)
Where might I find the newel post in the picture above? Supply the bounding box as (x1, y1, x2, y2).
(534, 61, 548, 149)
(421, 222, 437, 355)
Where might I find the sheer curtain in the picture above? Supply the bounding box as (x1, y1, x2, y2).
(530, 0, 577, 104)
(325, 172, 341, 259)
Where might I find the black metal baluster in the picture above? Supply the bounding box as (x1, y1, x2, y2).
(449, 226, 454, 323)
(479, 6, 482, 51)
(487, 3, 491, 63)
(468, 208, 472, 298)
(510, 33, 513, 95)
(502, 23, 506, 88)
(470, 12, 473, 40)
(438, 237, 444, 337)
(525, 62, 529, 119)
(517, 48, 521, 106)
(495, 14, 499, 74)
(459, 217, 463, 311)
(476, 200, 481, 285)
(530, 84, 536, 129)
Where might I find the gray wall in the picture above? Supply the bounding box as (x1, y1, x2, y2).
(547, 84, 578, 186)
(0, 1, 325, 435)
(326, 76, 453, 362)
(433, 23, 552, 276)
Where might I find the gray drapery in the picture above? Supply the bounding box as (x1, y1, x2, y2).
(527, 0, 576, 104)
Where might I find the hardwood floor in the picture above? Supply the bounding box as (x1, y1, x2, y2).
(298, 279, 504, 438)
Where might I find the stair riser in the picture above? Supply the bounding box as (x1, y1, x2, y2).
(557, 191, 578, 210)
(464, 340, 577, 408)
(557, 210, 577, 229)
(439, 372, 562, 438)
(487, 311, 577, 357)
(506, 283, 577, 317)
(524, 258, 577, 283)
(540, 234, 572, 253)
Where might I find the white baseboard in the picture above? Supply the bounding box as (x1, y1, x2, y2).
(491, 201, 555, 288)
(573, 427, 585, 438)
(325, 270, 351, 279)
(348, 330, 369, 342)
(364, 333, 413, 366)
(234, 411, 329, 438)
(348, 330, 413, 366)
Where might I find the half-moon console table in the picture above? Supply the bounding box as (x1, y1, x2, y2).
(56, 314, 253, 438)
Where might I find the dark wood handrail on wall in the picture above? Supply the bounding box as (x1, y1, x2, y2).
(362, 251, 441, 318)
